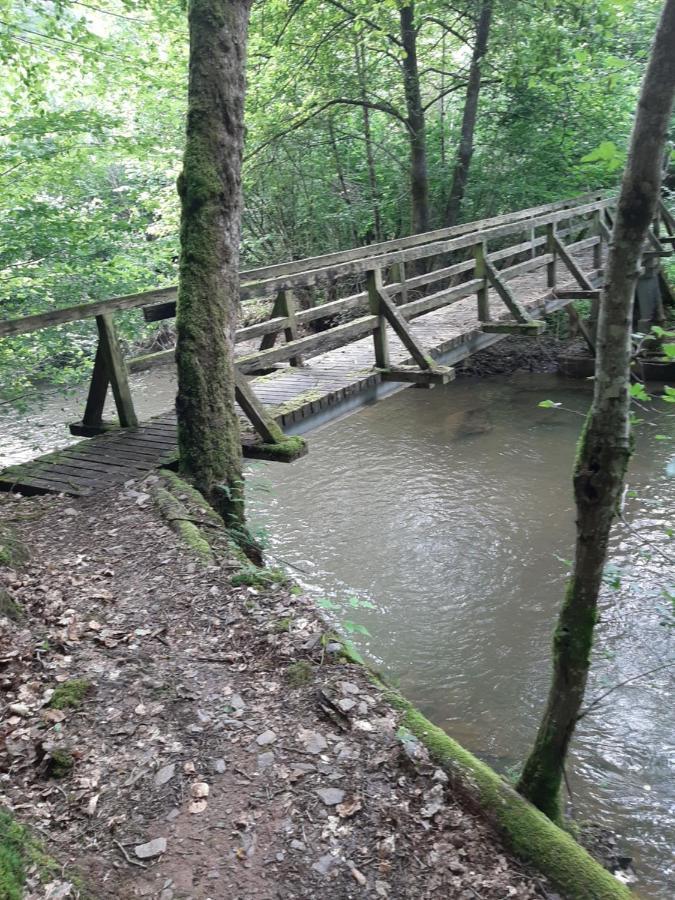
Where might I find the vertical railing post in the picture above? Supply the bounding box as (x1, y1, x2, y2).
(593, 209, 603, 271)
(390, 261, 408, 306)
(530, 226, 536, 260)
(260, 288, 303, 366)
(473, 241, 489, 322)
(546, 223, 557, 289)
(366, 267, 390, 369)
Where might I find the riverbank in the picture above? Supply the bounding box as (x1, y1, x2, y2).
(1, 481, 558, 899)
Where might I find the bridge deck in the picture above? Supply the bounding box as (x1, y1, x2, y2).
(0, 254, 591, 497)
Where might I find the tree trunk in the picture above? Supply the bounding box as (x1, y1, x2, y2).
(175, 0, 253, 529)
(327, 116, 359, 245)
(399, 3, 430, 234)
(445, 0, 492, 227)
(517, 0, 675, 822)
(355, 37, 383, 242)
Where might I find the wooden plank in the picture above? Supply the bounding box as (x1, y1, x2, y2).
(237, 314, 378, 373)
(379, 365, 455, 385)
(0, 285, 177, 339)
(96, 314, 138, 428)
(481, 322, 545, 335)
(366, 269, 390, 369)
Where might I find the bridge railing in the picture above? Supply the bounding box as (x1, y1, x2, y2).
(9, 191, 665, 445)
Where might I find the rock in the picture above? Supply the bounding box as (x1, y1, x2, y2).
(230, 694, 245, 710)
(339, 682, 360, 695)
(155, 763, 176, 787)
(316, 787, 345, 806)
(257, 752, 275, 771)
(210, 758, 226, 774)
(256, 729, 277, 746)
(337, 698, 356, 713)
(312, 853, 337, 875)
(420, 783, 445, 818)
(290, 840, 305, 851)
(135, 837, 167, 859)
(298, 728, 327, 755)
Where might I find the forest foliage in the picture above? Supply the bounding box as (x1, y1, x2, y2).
(0, 0, 667, 399)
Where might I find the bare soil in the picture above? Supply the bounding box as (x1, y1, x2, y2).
(1, 484, 557, 899)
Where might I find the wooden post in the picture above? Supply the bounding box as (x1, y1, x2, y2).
(546, 223, 557, 289)
(260, 289, 303, 366)
(96, 313, 138, 427)
(473, 241, 489, 322)
(530, 227, 536, 260)
(366, 268, 390, 368)
(593, 210, 603, 270)
(390, 261, 408, 306)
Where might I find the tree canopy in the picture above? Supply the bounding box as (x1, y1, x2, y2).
(0, 0, 667, 399)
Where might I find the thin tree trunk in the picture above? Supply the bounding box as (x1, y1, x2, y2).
(445, 0, 492, 227)
(399, 3, 430, 234)
(355, 37, 383, 242)
(327, 116, 359, 245)
(175, 0, 253, 529)
(516, 0, 675, 822)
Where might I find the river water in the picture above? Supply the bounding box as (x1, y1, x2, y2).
(2, 371, 674, 897)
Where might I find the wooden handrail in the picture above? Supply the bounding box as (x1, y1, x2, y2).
(0, 195, 611, 339)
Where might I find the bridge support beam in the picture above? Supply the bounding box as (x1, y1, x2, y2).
(70, 313, 138, 437)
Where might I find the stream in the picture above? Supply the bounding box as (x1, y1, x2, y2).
(2, 370, 674, 897)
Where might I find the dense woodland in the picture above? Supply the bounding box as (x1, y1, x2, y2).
(0, 0, 670, 399)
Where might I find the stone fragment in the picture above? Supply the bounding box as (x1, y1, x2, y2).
(256, 729, 277, 746)
(135, 837, 167, 859)
(316, 787, 345, 806)
(298, 728, 327, 755)
(155, 764, 175, 787)
(257, 752, 275, 771)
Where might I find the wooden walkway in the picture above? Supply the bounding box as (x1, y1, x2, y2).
(0, 252, 593, 497)
(5, 190, 669, 498)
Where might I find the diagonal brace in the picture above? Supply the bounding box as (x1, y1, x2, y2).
(484, 261, 532, 324)
(372, 276, 439, 371)
(234, 370, 284, 445)
(553, 236, 594, 290)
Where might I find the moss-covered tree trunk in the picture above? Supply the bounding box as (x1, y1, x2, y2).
(517, 0, 675, 822)
(175, 0, 253, 529)
(444, 0, 492, 227)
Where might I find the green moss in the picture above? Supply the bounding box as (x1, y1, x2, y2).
(0, 527, 29, 569)
(46, 750, 75, 779)
(230, 566, 287, 588)
(287, 660, 314, 686)
(0, 589, 23, 622)
(273, 616, 292, 632)
(158, 470, 224, 527)
(152, 486, 215, 564)
(270, 389, 325, 417)
(48, 679, 91, 710)
(253, 435, 307, 461)
(385, 691, 630, 900)
(0, 811, 26, 900)
(0, 810, 77, 898)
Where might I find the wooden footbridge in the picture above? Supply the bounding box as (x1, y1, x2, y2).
(1, 192, 673, 496)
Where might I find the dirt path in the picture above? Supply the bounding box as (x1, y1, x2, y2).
(1, 484, 556, 899)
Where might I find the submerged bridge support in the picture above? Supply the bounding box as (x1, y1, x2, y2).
(1, 192, 672, 496)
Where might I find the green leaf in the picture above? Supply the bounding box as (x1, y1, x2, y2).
(629, 382, 650, 401)
(538, 399, 562, 409)
(316, 597, 338, 611)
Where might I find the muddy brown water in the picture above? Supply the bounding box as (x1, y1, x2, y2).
(2, 370, 674, 897)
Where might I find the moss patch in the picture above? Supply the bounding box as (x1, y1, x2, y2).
(0, 527, 29, 569)
(287, 660, 314, 687)
(384, 690, 630, 900)
(48, 679, 91, 710)
(248, 435, 307, 462)
(230, 566, 288, 588)
(0, 589, 23, 622)
(46, 749, 75, 779)
(0, 809, 67, 897)
(152, 485, 215, 564)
